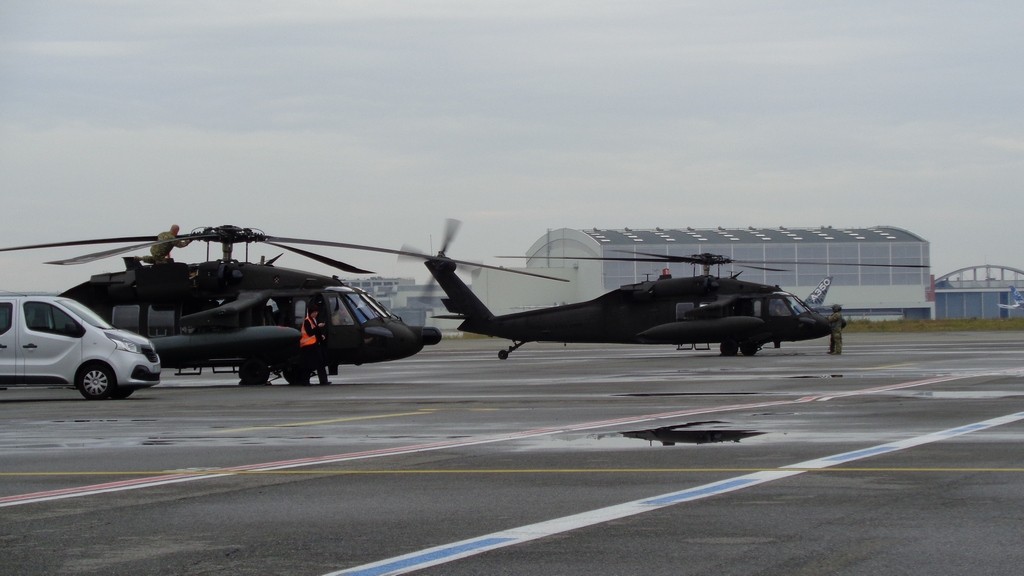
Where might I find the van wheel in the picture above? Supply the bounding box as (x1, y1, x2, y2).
(239, 358, 270, 386)
(76, 364, 116, 400)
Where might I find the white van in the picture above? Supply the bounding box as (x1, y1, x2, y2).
(0, 294, 160, 399)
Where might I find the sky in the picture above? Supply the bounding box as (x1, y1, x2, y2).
(2, 1, 1022, 292)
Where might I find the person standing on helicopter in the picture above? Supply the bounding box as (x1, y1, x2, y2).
(141, 224, 192, 264)
(828, 304, 846, 355)
(300, 304, 331, 385)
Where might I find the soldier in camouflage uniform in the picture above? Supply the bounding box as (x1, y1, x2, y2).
(827, 304, 845, 355)
(141, 224, 191, 264)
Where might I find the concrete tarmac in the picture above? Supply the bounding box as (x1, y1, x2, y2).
(2, 332, 1024, 575)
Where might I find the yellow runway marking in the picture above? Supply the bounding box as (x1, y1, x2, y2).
(869, 362, 913, 370)
(216, 409, 436, 433)
(5, 467, 1024, 478)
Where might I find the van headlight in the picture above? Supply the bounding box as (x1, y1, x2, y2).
(107, 334, 142, 354)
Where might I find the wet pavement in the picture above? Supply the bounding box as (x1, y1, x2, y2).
(2, 332, 1024, 575)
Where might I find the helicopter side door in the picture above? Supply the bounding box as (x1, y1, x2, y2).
(317, 293, 363, 351)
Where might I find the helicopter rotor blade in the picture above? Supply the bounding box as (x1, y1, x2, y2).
(438, 218, 462, 256)
(44, 241, 160, 265)
(265, 242, 375, 275)
(267, 236, 569, 282)
(499, 252, 926, 271)
(0, 236, 156, 254)
(39, 230, 221, 265)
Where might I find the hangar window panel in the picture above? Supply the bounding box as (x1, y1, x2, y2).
(765, 244, 796, 261)
(797, 262, 829, 286)
(765, 269, 796, 287)
(964, 293, 985, 318)
(827, 245, 860, 285)
(604, 260, 634, 289)
(891, 243, 927, 285)
(859, 244, 892, 285)
(796, 244, 827, 261)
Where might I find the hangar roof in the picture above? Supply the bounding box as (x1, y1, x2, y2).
(581, 226, 926, 246)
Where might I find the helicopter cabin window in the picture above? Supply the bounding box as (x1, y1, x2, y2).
(324, 293, 354, 326)
(147, 306, 176, 337)
(675, 303, 694, 321)
(112, 305, 141, 334)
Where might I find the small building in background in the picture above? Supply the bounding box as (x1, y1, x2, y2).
(933, 265, 1024, 319)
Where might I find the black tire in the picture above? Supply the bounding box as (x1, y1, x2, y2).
(283, 364, 310, 386)
(740, 342, 759, 356)
(76, 363, 116, 400)
(719, 340, 739, 357)
(239, 358, 271, 386)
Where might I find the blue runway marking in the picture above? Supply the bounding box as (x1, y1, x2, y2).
(326, 410, 1024, 576)
(823, 446, 898, 463)
(642, 477, 759, 506)
(339, 538, 516, 576)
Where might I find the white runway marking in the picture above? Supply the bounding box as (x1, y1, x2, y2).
(326, 411, 1024, 576)
(0, 373, 980, 508)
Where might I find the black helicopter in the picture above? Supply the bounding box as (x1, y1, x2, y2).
(426, 252, 835, 358)
(277, 224, 846, 359)
(0, 225, 451, 385)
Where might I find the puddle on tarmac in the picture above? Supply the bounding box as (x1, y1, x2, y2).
(618, 421, 766, 446)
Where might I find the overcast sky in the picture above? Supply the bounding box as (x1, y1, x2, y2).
(2, 1, 1022, 292)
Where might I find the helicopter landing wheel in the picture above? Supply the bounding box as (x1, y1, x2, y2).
(740, 342, 760, 356)
(239, 358, 271, 386)
(719, 340, 739, 357)
(498, 340, 526, 360)
(283, 364, 310, 386)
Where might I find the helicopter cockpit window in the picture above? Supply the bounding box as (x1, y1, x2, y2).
(675, 303, 694, 321)
(786, 296, 810, 315)
(324, 293, 354, 326)
(768, 297, 793, 317)
(344, 293, 387, 324)
(147, 307, 176, 337)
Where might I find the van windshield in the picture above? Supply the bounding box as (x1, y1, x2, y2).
(58, 299, 114, 329)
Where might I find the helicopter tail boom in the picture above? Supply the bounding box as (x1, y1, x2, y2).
(425, 258, 495, 327)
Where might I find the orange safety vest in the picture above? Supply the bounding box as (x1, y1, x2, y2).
(300, 315, 318, 347)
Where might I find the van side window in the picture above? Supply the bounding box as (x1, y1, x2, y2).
(0, 303, 11, 335)
(24, 302, 82, 337)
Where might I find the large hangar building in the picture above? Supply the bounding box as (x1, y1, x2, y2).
(471, 225, 933, 319)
